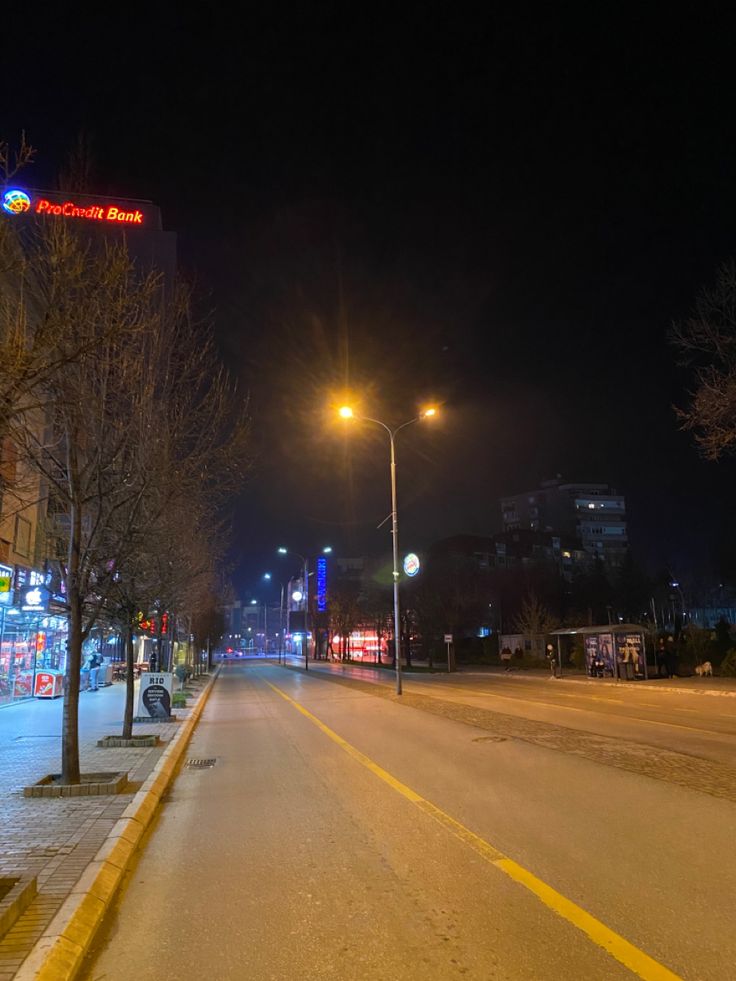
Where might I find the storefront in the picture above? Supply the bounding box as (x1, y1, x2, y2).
(0, 565, 69, 705)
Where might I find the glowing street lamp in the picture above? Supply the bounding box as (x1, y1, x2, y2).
(338, 404, 439, 694)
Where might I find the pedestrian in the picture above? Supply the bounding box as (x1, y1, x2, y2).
(546, 643, 557, 678)
(87, 652, 102, 691)
(500, 646, 512, 671)
(656, 639, 668, 677)
(665, 635, 678, 678)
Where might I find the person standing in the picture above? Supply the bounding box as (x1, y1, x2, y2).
(665, 635, 678, 678)
(87, 652, 102, 691)
(546, 643, 557, 678)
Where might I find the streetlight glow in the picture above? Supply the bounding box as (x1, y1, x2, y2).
(335, 402, 442, 694)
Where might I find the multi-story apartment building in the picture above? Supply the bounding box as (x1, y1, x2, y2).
(500, 477, 628, 568)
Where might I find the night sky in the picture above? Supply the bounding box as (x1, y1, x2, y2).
(5, 7, 736, 597)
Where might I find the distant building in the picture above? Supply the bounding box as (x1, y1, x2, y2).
(500, 477, 627, 568)
(428, 531, 586, 580)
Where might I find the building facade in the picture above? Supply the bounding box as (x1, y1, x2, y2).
(500, 477, 628, 568)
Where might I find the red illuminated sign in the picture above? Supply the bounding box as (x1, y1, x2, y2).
(35, 198, 144, 225)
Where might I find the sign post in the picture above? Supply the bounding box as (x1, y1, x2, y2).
(444, 633, 453, 673)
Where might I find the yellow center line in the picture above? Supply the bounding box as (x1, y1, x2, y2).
(265, 679, 682, 981)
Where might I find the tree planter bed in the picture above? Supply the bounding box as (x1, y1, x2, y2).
(0, 876, 37, 938)
(24, 771, 128, 797)
(97, 734, 160, 748)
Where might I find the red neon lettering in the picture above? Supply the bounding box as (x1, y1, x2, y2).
(33, 199, 144, 225)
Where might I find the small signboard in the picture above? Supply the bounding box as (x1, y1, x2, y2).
(136, 672, 173, 719)
(403, 553, 420, 577)
(444, 634, 453, 644)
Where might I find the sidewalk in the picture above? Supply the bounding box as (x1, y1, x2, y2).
(295, 656, 736, 698)
(461, 664, 736, 697)
(0, 671, 217, 979)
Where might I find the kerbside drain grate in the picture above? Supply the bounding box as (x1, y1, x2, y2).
(186, 758, 217, 768)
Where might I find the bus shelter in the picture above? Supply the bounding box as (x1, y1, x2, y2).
(549, 624, 648, 680)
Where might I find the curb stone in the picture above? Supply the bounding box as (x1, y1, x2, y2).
(14, 668, 220, 981)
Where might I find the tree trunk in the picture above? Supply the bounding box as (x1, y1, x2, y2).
(122, 626, 135, 739)
(61, 495, 83, 784)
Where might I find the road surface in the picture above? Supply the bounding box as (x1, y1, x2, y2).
(81, 661, 736, 980)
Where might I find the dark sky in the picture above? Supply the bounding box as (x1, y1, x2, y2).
(4, 6, 736, 598)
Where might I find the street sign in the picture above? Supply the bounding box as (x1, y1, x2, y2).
(444, 634, 454, 673)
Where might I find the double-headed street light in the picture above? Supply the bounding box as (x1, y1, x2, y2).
(338, 404, 438, 695)
(277, 546, 332, 671)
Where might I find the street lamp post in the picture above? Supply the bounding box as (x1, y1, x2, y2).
(262, 573, 272, 654)
(338, 405, 437, 695)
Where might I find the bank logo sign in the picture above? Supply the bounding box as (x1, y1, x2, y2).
(2, 188, 146, 225)
(2, 189, 31, 214)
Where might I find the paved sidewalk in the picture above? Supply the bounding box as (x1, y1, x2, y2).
(290, 655, 736, 697)
(0, 673, 215, 979)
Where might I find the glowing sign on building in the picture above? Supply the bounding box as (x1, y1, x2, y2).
(316, 556, 327, 612)
(2, 189, 30, 214)
(2, 189, 147, 225)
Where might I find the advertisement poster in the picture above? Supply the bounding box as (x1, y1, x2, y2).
(597, 633, 615, 675)
(34, 672, 63, 698)
(584, 635, 599, 675)
(614, 632, 645, 679)
(136, 672, 173, 719)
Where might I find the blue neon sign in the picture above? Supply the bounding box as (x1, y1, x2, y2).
(316, 556, 327, 612)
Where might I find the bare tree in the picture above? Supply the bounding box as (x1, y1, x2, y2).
(328, 579, 362, 660)
(0, 131, 36, 183)
(3, 226, 163, 781)
(88, 282, 250, 739)
(513, 591, 558, 642)
(672, 259, 736, 459)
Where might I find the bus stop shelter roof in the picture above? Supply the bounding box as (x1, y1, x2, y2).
(549, 624, 647, 636)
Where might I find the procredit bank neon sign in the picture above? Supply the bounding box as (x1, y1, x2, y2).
(2, 188, 146, 225)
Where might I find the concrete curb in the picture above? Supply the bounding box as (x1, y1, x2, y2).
(15, 668, 220, 981)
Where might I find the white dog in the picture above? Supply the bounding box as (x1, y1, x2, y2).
(694, 661, 713, 677)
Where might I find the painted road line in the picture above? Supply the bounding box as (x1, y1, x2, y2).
(266, 679, 682, 981)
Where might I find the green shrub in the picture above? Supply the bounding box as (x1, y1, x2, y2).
(172, 692, 187, 708)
